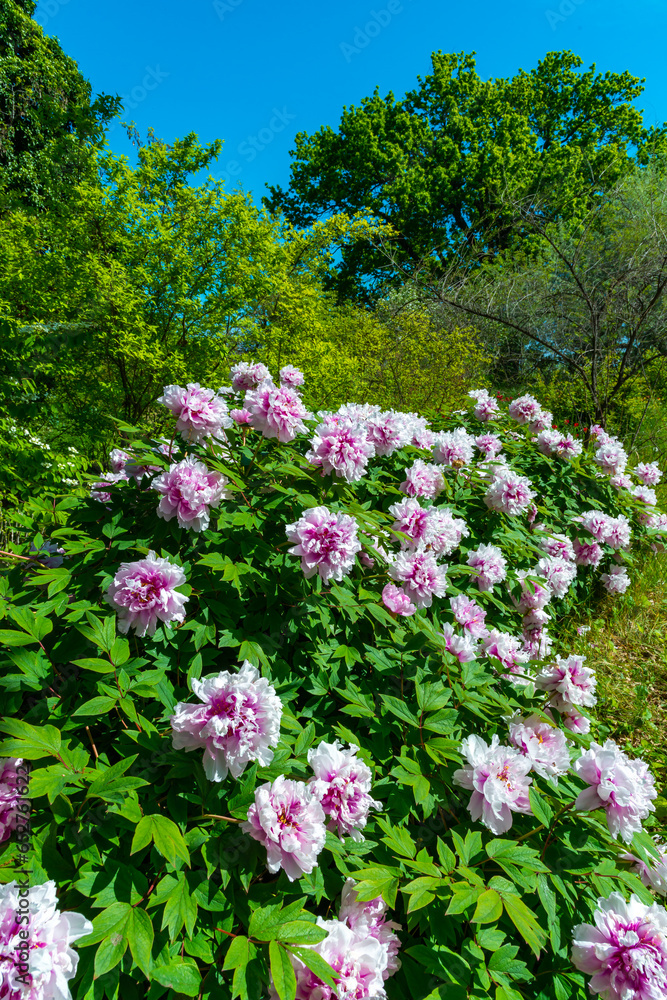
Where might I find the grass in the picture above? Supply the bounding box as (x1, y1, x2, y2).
(562, 547, 667, 836)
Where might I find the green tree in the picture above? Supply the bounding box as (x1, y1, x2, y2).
(267, 50, 666, 301)
(0, 0, 119, 212)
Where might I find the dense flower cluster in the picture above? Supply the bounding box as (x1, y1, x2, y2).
(307, 740, 380, 841)
(158, 383, 232, 442)
(242, 776, 327, 881)
(0, 880, 93, 1000)
(170, 662, 283, 781)
(151, 455, 229, 531)
(286, 506, 361, 583)
(244, 380, 311, 442)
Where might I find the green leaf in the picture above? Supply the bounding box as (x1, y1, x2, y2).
(161, 874, 198, 939)
(0, 629, 37, 647)
(502, 895, 548, 957)
(72, 657, 115, 674)
(269, 941, 297, 1000)
(72, 696, 117, 717)
(276, 922, 328, 945)
(223, 935, 249, 971)
(472, 889, 503, 923)
(152, 961, 201, 996)
(131, 814, 190, 867)
(381, 694, 420, 727)
(0, 720, 61, 759)
(528, 788, 554, 827)
(287, 946, 338, 990)
(127, 907, 153, 978)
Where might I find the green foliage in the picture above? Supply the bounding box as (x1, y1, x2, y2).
(1, 396, 665, 999)
(0, 0, 119, 212)
(267, 50, 666, 300)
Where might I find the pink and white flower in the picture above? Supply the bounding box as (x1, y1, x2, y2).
(575, 510, 611, 543)
(551, 433, 583, 460)
(508, 714, 570, 781)
(151, 455, 229, 531)
(482, 629, 530, 681)
(632, 484, 658, 507)
(634, 462, 662, 486)
(277, 917, 389, 999)
(158, 383, 232, 443)
(595, 440, 628, 475)
(535, 654, 597, 711)
(572, 892, 667, 1000)
(468, 389, 500, 422)
(538, 532, 576, 562)
(573, 740, 657, 842)
(450, 594, 488, 637)
(365, 410, 412, 456)
(230, 361, 271, 392)
(484, 470, 536, 516)
(279, 364, 305, 389)
(308, 741, 381, 841)
(109, 448, 131, 473)
(442, 622, 479, 662)
(529, 410, 552, 433)
(432, 428, 475, 467)
(242, 776, 327, 881)
(307, 420, 374, 482)
(229, 407, 252, 424)
(0, 880, 93, 1000)
(389, 500, 469, 556)
(513, 570, 552, 612)
(286, 507, 361, 584)
(381, 584, 416, 617)
(508, 394, 542, 424)
(0, 759, 21, 843)
(610, 472, 633, 491)
(388, 550, 448, 609)
(170, 662, 282, 782)
(105, 552, 188, 636)
(601, 565, 631, 595)
(339, 879, 402, 978)
(623, 839, 667, 896)
(605, 515, 631, 550)
(90, 470, 129, 503)
(399, 459, 445, 499)
(537, 555, 578, 597)
(244, 381, 311, 443)
(573, 537, 604, 568)
(474, 433, 503, 458)
(453, 734, 533, 834)
(467, 543, 507, 592)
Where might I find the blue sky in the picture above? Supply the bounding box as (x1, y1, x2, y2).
(35, 0, 667, 203)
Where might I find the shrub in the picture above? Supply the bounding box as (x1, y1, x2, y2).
(1, 376, 666, 1000)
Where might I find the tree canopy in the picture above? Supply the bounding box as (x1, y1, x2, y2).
(266, 50, 666, 301)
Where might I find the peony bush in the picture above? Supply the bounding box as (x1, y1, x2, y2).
(1, 373, 667, 999)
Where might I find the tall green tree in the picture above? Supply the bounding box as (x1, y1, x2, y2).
(0, 0, 119, 212)
(267, 50, 666, 301)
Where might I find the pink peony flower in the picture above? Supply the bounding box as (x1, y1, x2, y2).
(286, 506, 361, 584)
(634, 461, 662, 486)
(484, 470, 536, 516)
(474, 433, 503, 458)
(242, 776, 327, 881)
(158, 383, 232, 443)
(432, 428, 476, 467)
(90, 470, 129, 503)
(508, 394, 542, 424)
(513, 570, 552, 612)
(308, 741, 380, 841)
(365, 410, 412, 456)
(453, 734, 533, 834)
(279, 364, 305, 389)
(230, 361, 271, 392)
(109, 447, 130, 473)
(561, 707, 591, 734)
(468, 389, 500, 422)
(105, 552, 188, 636)
(632, 484, 658, 506)
(610, 472, 633, 491)
(151, 455, 229, 531)
(538, 531, 576, 562)
(442, 622, 479, 662)
(307, 420, 375, 482)
(573, 537, 604, 568)
(389, 500, 468, 556)
(339, 879, 402, 978)
(508, 714, 570, 781)
(0, 759, 22, 843)
(229, 407, 252, 424)
(622, 839, 667, 896)
(573, 741, 657, 842)
(399, 459, 445, 499)
(589, 424, 609, 443)
(244, 381, 311, 443)
(276, 917, 390, 999)
(482, 629, 530, 682)
(601, 565, 630, 595)
(605, 515, 631, 550)
(536, 430, 560, 457)
(537, 555, 577, 597)
(572, 893, 667, 1000)
(0, 880, 93, 1000)
(381, 583, 416, 617)
(467, 543, 507, 592)
(529, 410, 553, 433)
(595, 440, 628, 475)
(170, 662, 282, 781)
(550, 433, 583, 460)
(450, 594, 488, 637)
(575, 509, 611, 542)
(535, 654, 597, 711)
(387, 550, 448, 609)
